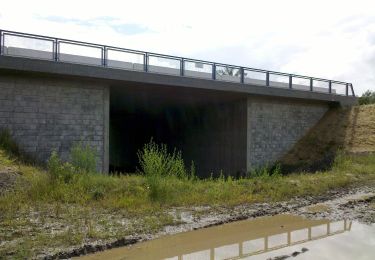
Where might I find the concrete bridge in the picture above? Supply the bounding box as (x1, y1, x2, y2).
(0, 30, 356, 175)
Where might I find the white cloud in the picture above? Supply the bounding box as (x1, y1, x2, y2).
(1, 0, 375, 94)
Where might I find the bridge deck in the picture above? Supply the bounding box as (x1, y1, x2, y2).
(0, 29, 356, 106)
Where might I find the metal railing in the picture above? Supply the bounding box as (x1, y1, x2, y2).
(0, 29, 355, 96)
(173, 219, 352, 260)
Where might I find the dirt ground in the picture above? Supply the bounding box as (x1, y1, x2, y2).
(0, 167, 19, 196)
(43, 182, 375, 259)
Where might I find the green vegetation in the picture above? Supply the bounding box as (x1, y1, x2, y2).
(1, 138, 375, 258)
(138, 139, 190, 179)
(359, 90, 375, 105)
(0, 129, 20, 158)
(70, 142, 98, 174)
(46, 142, 98, 184)
(138, 140, 195, 202)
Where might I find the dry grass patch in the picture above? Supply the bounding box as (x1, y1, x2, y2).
(306, 204, 332, 213)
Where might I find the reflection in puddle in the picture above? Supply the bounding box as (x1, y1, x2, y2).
(79, 215, 375, 260)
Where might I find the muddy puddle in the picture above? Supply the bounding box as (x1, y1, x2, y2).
(79, 214, 375, 260)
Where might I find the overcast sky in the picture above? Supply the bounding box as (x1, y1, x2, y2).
(1, 0, 375, 95)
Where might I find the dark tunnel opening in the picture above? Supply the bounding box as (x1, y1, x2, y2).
(109, 83, 248, 178)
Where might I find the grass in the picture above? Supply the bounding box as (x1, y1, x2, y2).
(1, 139, 375, 258)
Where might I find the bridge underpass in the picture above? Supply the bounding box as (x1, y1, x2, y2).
(109, 83, 247, 177)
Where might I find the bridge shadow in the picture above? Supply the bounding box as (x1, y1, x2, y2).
(279, 105, 360, 173)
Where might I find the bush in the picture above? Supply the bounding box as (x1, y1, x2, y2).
(248, 164, 282, 178)
(70, 142, 97, 174)
(358, 90, 375, 105)
(47, 151, 75, 183)
(138, 139, 187, 178)
(47, 142, 97, 183)
(138, 140, 192, 202)
(0, 129, 20, 157)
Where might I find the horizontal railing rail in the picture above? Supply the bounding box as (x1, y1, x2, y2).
(0, 29, 355, 96)
(166, 219, 351, 260)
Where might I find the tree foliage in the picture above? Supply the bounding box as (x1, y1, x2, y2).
(216, 66, 242, 77)
(358, 90, 375, 105)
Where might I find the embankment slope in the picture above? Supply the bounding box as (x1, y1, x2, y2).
(280, 104, 375, 171)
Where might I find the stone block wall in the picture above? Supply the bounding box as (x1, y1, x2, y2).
(0, 74, 109, 172)
(247, 97, 329, 170)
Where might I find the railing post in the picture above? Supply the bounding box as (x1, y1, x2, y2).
(210, 248, 215, 260)
(102, 46, 106, 67)
(266, 72, 270, 86)
(180, 58, 184, 76)
(105, 47, 108, 67)
(144, 53, 148, 72)
(346, 83, 349, 96)
(310, 78, 313, 91)
(0, 30, 2, 55)
(289, 75, 293, 89)
(240, 67, 245, 84)
(328, 80, 332, 93)
(212, 63, 216, 80)
(54, 39, 59, 62)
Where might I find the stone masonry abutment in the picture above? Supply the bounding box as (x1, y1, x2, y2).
(0, 73, 109, 172)
(246, 97, 329, 169)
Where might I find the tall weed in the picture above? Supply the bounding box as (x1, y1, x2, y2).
(138, 140, 193, 202)
(248, 164, 281, 179)
(47, 142, 97, 184)
(138, 139, 187, 178)
(47, 151, 75, 184)
(70, 142, 97, 174)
